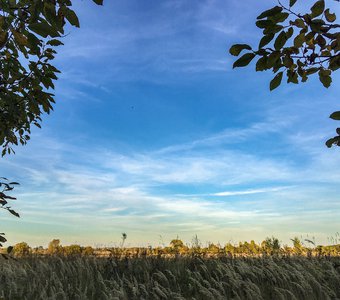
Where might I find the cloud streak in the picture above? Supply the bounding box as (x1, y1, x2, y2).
(2, 119, 339, 246)
(211, 186, 292, 197)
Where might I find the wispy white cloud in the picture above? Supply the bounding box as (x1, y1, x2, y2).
(211, 186, 292, 197)
(2, 118, 339, 246)
(156, 118, 293, 154)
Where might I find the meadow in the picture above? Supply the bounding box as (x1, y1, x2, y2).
(1, 239, 340, 300)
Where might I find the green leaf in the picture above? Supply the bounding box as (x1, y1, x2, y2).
(256, 56, 268, 71)
(256, 20, 273, 29)
(270, 71, 283, 90)
(294, 33, 305, 48)
(47, 39, 64, 46)
(290, 19, 306, 29)
(267, 51, 281, 68)
(0, 199, 8, 205)
(12, 30, 28, 46)
(43, 3, 58, 27)
(315, 34, 326, 47)
(329, 56, 340, 71)
(8, 209, 20, 218)
(330, 111, 340, 120)
(319, 69, 332, 88)
(305, 67, 319, 75)
(305, 31, 315, 44)
(233, 53, 256, 68)
(65, 8, 80, 27)
(324, 9, 336, 23)
(269, 12, 289, 23)
(26, 32, 41, 52)
(310, 19, 324, 33)
(257, 6, 283, 20)
(283, 55, 293, 68)
(290, 0, 298, 7)
(264, 25, 283, 35)
(286, 27, 294, 39)
(287, 70, 298, 84)
(93, 0, 104, 4)
(229, 44, 252, 56)
(29, 22, 55, 38)
(0, 30, 9, 48)
(319, 73, 332, 88)
(310, 0, 325, 18)
(325, 137, 336, 148)
(259, 34, 274, 48)
(60, 7, 80, 28)
(274, 31, 287, 50)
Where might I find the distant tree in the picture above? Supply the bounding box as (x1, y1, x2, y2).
(63, 244, 82, 256)
(261, 237, 281, 255)
(224, 242, 235, 256)
(31, 245, 44, 255)
(230, 0, 339, 147)
(249, 240, 260, 255)
(47, 238, 62, 255)
(291, 237, 304, 255)
(82, 246, 94, 256)
(13, 241, 30, 257)
(207, 243, 220, 255)
(170, 238, 184, 249)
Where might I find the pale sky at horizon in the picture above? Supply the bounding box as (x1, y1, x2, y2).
(1, 0, 340, 248)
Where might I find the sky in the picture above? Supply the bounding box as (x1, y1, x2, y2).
(1, 0, 340, 247)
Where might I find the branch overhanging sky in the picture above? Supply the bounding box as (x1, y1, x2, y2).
(1, 0, 340, 247)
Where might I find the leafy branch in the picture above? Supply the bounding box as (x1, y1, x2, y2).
(0, 178, 20, 256)
(229, 0, 339, 147)
(0, 0, 103, 156)
(0, 177, 20, 218)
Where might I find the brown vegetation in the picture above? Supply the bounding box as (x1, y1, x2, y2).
(2, 237, 340, 259)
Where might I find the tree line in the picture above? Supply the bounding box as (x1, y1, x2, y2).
(3, 237, 340, 258)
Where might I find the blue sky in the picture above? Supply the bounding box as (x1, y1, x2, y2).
(2, 0, 340, 247)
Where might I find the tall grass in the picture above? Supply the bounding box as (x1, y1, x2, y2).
(0, 256, 339, 299)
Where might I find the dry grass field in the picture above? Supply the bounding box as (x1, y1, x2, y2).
(0, 255, 340, 300)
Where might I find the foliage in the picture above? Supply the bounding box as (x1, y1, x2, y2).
(291, 236, 304, 254)
(0, 178, 20, 252)
(0, 177, 20, 220)
(0, 0, 103, 156)
(261, 237, 281, 255)
(63, 244, 82, 256)
(229, 0, 340, 147)
(82, 246, 94, 256)
(47, 238, 62, 255)
(0, 255, 339, 299)
(5, 237, 340, 258)
(13, 242, 30, 257)
(170, 239, 185, 249)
